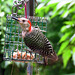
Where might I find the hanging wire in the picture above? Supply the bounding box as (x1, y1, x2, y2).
(25, 2, 27, 18)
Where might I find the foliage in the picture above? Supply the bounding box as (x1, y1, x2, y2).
(0, 0, 13, 53)
(0, 0, 75, 75)
(36, 0, 75, 68)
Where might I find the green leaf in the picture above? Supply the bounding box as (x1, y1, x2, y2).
(4, 7, 11, 13)
(1, 41, 4, 45)
(70, 34, 75, 43)
(1, 38, 5, 41)
(72, 15, 75, 21)
(61, 25, 71, 32)
(3, 27, 6, 30)
(58, 40, 69, 55)
(1, 61, 12, 68)
(59, 32, 71, 43)
(0, 32, 2, 35)
(45, 5, 50, 13)
(37, 3, 45, 9)
(15, 62, 23, 67)
(56, 0, 72, 10)
(64, 21, 74, 25)
(72, 47, 75, 65)
(73, 47, 75, 53)
(72, 52, 75, 65)
(68, 1, 75, 9)
(45, 4, 56, 13)
(69, 6, 75, 14)
(51, 9, 59, 19)
(0, 12, 5, 17)
(47, 0, 60, 5)
(62, 49, 71, 68)
(61, 26, 67, 32)
(60, 10, 69, 18)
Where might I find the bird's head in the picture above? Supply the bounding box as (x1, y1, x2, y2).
(12, 16, 31, 32)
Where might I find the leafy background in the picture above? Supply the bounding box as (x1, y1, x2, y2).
(0, 0, 75, 75)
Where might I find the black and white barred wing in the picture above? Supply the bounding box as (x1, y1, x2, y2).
(24, 29, 58, 61)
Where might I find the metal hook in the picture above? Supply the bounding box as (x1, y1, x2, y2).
(12, 0, 29, 16)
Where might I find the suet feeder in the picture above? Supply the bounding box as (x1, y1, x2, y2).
(4, 0, 47, 64)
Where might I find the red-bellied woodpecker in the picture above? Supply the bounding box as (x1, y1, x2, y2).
(12, 17, 58, 64)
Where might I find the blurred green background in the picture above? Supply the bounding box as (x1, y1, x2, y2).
(0, 0, 75, 75)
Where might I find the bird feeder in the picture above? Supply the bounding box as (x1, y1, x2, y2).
(4, 0, 47, 64)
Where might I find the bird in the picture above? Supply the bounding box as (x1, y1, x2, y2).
(12, 16, 58, 64)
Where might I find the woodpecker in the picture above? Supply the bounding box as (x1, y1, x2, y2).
(12, 17, 58, 64)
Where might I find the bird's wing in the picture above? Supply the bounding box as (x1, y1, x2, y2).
(24, 29, 56, 58)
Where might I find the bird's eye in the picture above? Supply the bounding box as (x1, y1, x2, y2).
(22, 20, 25, 22)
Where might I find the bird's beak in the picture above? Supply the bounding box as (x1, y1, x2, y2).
(12, 16, 20, 22)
